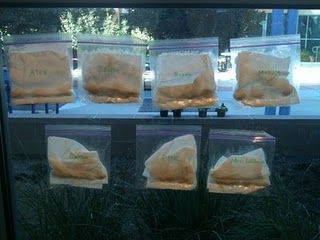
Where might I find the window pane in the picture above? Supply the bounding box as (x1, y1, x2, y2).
(0, 8, 319, 239)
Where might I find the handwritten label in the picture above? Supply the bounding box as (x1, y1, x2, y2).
(174, 72, 193, 78)
(70, 154, 87, 160)
(98, 65, 121, 75)
(29, 68, 48, 78)
(258, 70, 288, 78)
(159, 155, 176, 162)
(230, 156, 260, 164)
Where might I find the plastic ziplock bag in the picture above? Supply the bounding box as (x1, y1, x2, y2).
(77, 34, 147, 104)
(45, 125, 111, 189)
(136, 125, 201, 190)
(207, 129, 275, 194)
(4, 33, 73, 105)
(230, 34, 300, 107)
(149, 38, 219, 110)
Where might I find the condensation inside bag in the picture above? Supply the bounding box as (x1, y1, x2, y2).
(47, 136, 108, 189)
(8, 50, 73, 105)
(155, 53, 217, 109)
(143, 134, 197, 190)
(233, 51, 300, 107)
(207, 148, 270, 194)
(82, 52, 143, 103)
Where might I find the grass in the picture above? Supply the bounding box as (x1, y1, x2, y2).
(14, 156, 320, 240)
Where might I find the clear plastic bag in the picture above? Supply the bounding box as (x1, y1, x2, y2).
(77, 34, 147, 104)
(149, 38, 219, 110)
(136, 125, 201, 190)
(45, 125, 111, 189)
(230, 34, 300, 107)
(4, 33, 74, 105)
(207, 129, 275, 194)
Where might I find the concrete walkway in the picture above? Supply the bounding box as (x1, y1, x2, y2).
(56, 88, 320, 116)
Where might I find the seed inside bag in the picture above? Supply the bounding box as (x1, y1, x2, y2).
(155, 53, 217, 109)
(143, 134, 197, 190)
(82, 52, 143, 103)
(8, 50, 73, 105)
(233, 51, 300, 107)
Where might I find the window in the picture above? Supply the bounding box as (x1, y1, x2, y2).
(1, 5, 320, 240)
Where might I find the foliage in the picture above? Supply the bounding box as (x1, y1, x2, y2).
(131, 27, 153, 42)
(300, 48, 320, 62)
(59, 8, 152, 47)
(0, 8, 152, 48)
(16, 156, 320, 240)
(102, 13, 129, 36)
(125, 8, 265, 50)
(0, 8, 61, 35)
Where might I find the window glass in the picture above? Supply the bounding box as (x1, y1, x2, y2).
(1, 7, 320, 240)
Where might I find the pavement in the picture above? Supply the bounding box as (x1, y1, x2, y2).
(55, 88, 320, 116)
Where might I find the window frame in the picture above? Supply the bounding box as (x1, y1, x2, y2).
(0, 51, 17, 240)
(1, 2, 320, 240)
(1, 0, 320, 8)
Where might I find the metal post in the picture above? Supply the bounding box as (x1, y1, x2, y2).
(265, 107, 277, 115)
(271, 9, 285, 35)
(287, 9, 298, 34)
(55, 103, 59, 114)
(5, 80, 12, 114)
(3, 69, 12, 114)
(0, 46, 17, 240)
(265, 9, 285, 115)
(45, 103, 49, 114)
(261, 13, 268, 37)
(305, 16, 309, 49)
(31, 104, 35, 114)
(279, 9, 298, 116)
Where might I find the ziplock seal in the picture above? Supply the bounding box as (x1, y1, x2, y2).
(45, 126, 111, 137)
(77, 40, 147, 47)
(4, 33, 72, 46)
(137, 130, 201, 136)
(4, 40, 72, 46)
(46, 132, 111, 137)
(230, 41, 300, 49)
(150, 43, 219, 51)
(209, 135, 275, 142)
(137, 126, 201, 136)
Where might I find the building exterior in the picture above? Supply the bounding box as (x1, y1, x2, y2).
(262, 9, 320, 61)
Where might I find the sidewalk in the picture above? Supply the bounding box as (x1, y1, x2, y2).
(57, 88, 320, 116)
